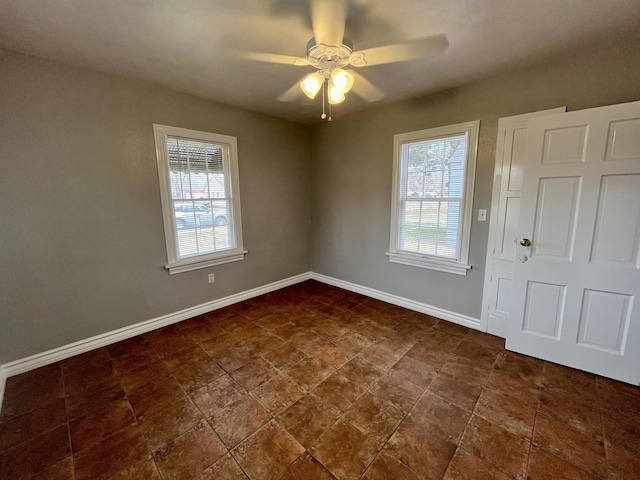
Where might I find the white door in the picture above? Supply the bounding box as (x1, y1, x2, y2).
(482, 108, 565, 337)
(507, 100, 640, 385)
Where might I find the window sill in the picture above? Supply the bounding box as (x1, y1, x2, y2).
(386, 252, 471, 276)
(166, 250, 248, 275)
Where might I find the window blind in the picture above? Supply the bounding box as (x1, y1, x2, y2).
(166, 136, 235, 259)
(398, 133, 468, 260)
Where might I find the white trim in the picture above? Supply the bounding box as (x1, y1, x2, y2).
(0, 366, 6, 411)
(153, 124, 245, 273)
(311, 272, 481, 330)
(386, 252, 471, 275)
(167, 250, 248, 274)
(0, 272, 311, 385)
(389, 120, 480, 272)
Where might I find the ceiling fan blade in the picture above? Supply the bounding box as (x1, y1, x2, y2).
(351, 35, 448, 67)
(349, 71, 385, 102)
(241, 52, 309, 66)
(278, 81, 304, 102)
(310, 0, 348, 45)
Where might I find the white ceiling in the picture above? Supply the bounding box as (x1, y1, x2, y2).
(1, 0, 639, 124)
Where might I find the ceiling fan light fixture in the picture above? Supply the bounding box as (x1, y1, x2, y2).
(328, 83, 346, 104)
(300, 72, 324, 99)
(330, 68, 354, 93)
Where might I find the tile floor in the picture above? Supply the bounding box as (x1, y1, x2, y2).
(1, 280, 639, 479)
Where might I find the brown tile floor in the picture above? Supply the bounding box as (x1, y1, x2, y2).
(1, 280, 640, 479)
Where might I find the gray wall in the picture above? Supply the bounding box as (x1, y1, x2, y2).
(3, 30, 640, 365)
(310, 33, 640, 319)
(0, 49, 311, 364)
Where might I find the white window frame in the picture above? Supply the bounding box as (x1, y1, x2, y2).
(153, 124, 246, 275)
(387, 120, 479, 276)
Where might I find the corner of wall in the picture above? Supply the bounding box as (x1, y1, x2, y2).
(0, 269, 490, 411)
(311, 272, 481, 330)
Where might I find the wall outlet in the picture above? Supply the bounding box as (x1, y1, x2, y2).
(478, 209, 487, 221)
(208, 273, 215, 283)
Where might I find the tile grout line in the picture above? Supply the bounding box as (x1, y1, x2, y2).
(522, 368, 542, 480)
(247, 307, 413, 478)
(62, 363, 77, 480)
(595, 377, 611, 480)
(328, 359, 408, 478)
(152, 341, 234, 479)
(115, 331, 228, 478)
(0, 364, 73, 477)
(186, 307, 341, 477)
(531, 365, 609, 480)
(440, 350, 497, 479)
(366, 368, 437, 477)
(371, 345, 462, 478)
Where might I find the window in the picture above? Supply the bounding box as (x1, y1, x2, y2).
(153, 124, 245, 274)
(388, 120, 479, 275)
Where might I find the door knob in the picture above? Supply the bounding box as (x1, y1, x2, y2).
(520, 238, 532, 247)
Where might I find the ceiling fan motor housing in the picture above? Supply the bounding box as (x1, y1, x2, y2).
(306, 37, 359, 74)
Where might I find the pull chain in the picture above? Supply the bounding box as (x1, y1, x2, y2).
(320, 81, 327, 120)
(319, 79, 334, 122)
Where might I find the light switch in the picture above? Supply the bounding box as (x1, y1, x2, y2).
(478, 209, 487, 221)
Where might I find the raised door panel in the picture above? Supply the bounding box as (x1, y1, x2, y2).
(508, 127, 527, 191)
(542, 126, 589, 164)
(532, 177, 581, 260)
(495, 277, 513, 315)
(591, 174, 640, 266)
(523, 282, 566, 339)
(605, 118, 640, 161)
(497, 196, 521, 259)
(578, 289, 632, 354)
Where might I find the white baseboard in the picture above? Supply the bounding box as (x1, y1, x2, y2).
(0, 366, 6, 411)
(0, 270, 483, 409)
(311, 273, 481, 330)
(0, 272, 312, 391)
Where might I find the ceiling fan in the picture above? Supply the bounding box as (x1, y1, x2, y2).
(243, 0, 449, 120)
